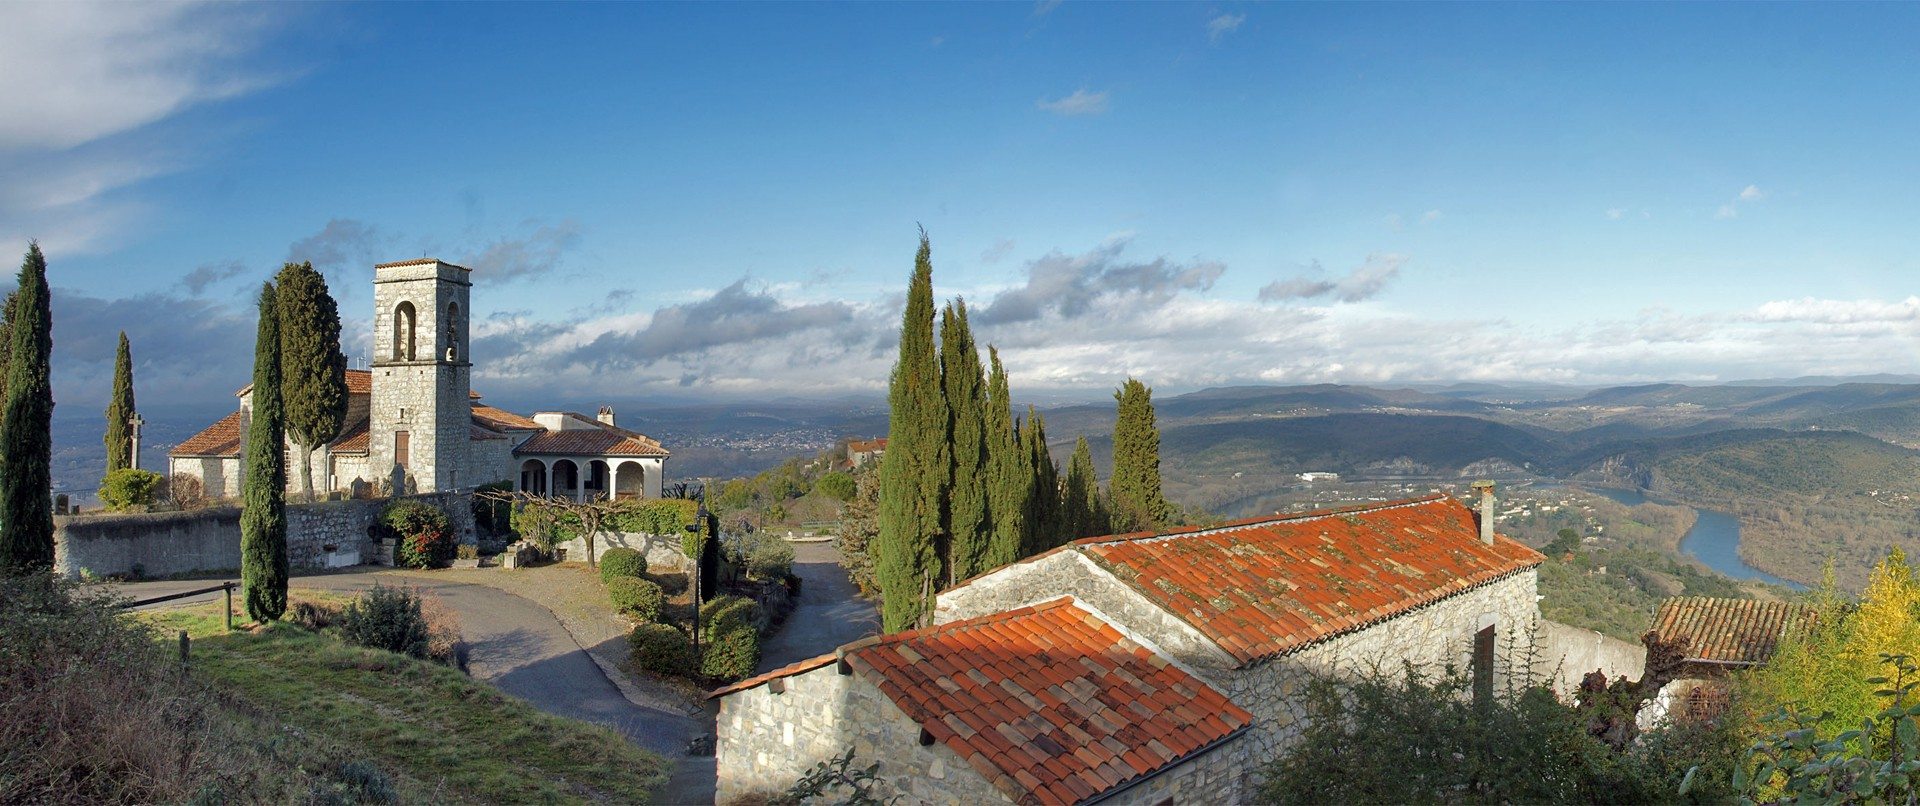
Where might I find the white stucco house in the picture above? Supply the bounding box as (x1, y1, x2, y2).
(168, 258, 669, 500)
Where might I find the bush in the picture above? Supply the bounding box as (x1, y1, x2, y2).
(700, 618, 761, 683)
(702, 595, 767, 634)
(741, 534, 795, 580)
(289, 600, 341, 632)
(629, 623, 695, 677)
(168, 473, 208, 508)
(651, 571, 689, 596)
(471, 481, 512, 536)
(339, 584, 430, 660)
(379, 500, 453, 569)
(599, 547, 648, 582)
(607, 577, 665, 622)
(814, 472, 856, 502)
(602, 498, 698, 536)
(98, 468, 164, 512)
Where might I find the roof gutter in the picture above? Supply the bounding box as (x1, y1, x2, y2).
(1080, 724, 1251, 806)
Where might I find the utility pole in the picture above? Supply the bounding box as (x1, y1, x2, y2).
(128, 413, 145, 471)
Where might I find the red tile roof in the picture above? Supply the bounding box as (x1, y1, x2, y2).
(1650, 597, 1815, 666)
(514, 420, 669, 457)
(170, 411, 245, 457)
(329, 419, 369, 454)
(1075, 495, 1544, 666)
(848, 438, 887, 453)
(472, 404, 541, 432)
(715, 598, 1248, 805)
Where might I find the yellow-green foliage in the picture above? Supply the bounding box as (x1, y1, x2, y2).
(1740, 551, 1920, 756)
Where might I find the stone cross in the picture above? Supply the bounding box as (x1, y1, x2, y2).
(128, 413, 145, 471)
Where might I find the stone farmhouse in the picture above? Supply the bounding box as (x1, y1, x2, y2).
(711, 492, 1546, 804)
(169, 259, 670, 500)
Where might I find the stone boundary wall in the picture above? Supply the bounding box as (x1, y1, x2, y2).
(54, 491, 475, 580)
(1536, 618, 1646, 694)
(553, 530, 687, 571)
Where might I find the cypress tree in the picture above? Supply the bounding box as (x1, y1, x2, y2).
(241, 283, 289, 622)
(981, 346, 1025, 570)
(1109, 377, 1171, 532)
(104, 331, 135, 473)
(0, 291, 18, 432)
(0, 243, 54, 573)
(1020, 407, 1062, 557)
(876, 233, 948, 632)
(276, 262, 347, 501)
(939, 298, 990, 583)
(1063, 436, 1109, 539)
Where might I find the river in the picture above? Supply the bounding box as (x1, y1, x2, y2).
(1585, 486, 1804, 590)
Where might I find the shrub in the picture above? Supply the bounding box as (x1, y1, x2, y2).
(471, 481, 512, 536)
(629, 623, 695, 677)
(455, 544, 479, 561)
(607, 577, 665, 622)
(700, 618, 761, 683)
(599, 547, 648, 582)
(651, 571, 689, 596)
(289, 600, 341, 632)
(602, 498, 697, 536)
(379, 499, 453, 569)
(339, 584, 430, 660)
(98, 468, 164, 512)
(415, 591, 466, 668)
(741, 534, 795, 580)
(813, 472, 856, 503)
(168, 473, 208, 508)
(701, 595, 766, 634)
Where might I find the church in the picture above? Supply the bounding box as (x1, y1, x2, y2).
(169, 258, 670, 501)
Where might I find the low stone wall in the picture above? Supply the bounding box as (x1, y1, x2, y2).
(1536, 618, 1646, 694)
(553, 530, 687, 570)
(54, 490, 475, 580)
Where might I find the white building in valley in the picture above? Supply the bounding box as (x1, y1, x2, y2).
(169, 258, 669, 500)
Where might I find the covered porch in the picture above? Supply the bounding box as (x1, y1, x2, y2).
(515, 456, 662, 502)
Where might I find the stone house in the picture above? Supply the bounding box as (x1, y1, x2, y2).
(712, 492, 1546, 803)
(846, 438, 887, 469)
(169, 258, 670, 499)
(1641, 596, 1815, 724)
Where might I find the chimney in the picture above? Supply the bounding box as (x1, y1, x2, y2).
(597, 406, 616, 427)
(1471, 480, 1496, 545)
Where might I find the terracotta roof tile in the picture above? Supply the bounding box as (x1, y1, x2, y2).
(471, 404, 541, 432)
(840, 598, 1248, 805)
(1077, 495, 1544, 666)
(170, 411, 245, 457)
(1650, 597, 1815, 665)
(514, 419, 669, 458)
(848, 438, 887, 453)
(329, 419, 369, 454)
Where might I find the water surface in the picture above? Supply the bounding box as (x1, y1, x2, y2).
(1584, 486, 1804, 590)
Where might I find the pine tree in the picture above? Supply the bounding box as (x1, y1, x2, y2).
(876, 233, 948, 632)
(276, 262, 347, 501)
(0, 244, 54, 573)
(1021, 407, 1062, 557)
(1063, 436, 1109, 539)
(104, 332, 135, 473)
(1109, 377, 1171, 532)
(982, 346, 1026, 570)
(241, 283, 289, 622)
(939, 298, 990, 584)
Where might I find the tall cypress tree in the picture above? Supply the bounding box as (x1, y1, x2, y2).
(0, 291, 18, 433)
(0, 243, 54, 573)
(276, 262, 347, 501)
(876, 233, 948, 632)
(939, 298, 990, 584)
(1063, 436, 1108, 539)
(981, 346, 1025, 570)
(241, 283, 289, 622)
(1109, 378, 1171, 532)
(1020, 407, 1062, 557)
(104, 331, 135, 473)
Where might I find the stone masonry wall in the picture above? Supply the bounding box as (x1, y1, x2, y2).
(1218, 570, 1540, 793)
(54, 490, 475, 579)
(716, 662, 1011, 805)
(553, 530, 687, 570)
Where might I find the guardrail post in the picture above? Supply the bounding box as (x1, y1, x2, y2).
(224, 582, 234, 631)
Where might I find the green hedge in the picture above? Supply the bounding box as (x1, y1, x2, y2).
(629, 623, 695, 677)
(607, 577, 664, 622)
(598, 547, 647, 582)
(380, 499, 453, 569)
(98, 468, 164, 512)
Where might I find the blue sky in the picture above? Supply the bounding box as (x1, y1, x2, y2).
(9, 2, 1920, 411)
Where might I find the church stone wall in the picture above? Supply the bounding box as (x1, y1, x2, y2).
(169, 456, 241, 501)
(54, 491, 476, 579)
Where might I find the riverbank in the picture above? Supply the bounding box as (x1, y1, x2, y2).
(1584, 486, 1805, 590)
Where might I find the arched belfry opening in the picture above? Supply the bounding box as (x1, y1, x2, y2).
(445, 301, 460, 361)
(393, 300, 417, 361)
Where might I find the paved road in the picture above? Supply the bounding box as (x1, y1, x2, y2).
(116, 572, 702, 757)
(757, 541, 880, 672)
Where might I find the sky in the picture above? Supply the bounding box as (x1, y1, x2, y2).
(10, 1, 1920, 413)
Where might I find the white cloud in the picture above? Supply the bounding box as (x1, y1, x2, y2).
(1033, 0, 1064, 16)
(1259, 254, 1408, 304)
(1739, 184, 1765, 202)
(1605, 208, 1625, 220)
(1751, 296, 1920, 325)
(1037, 89, 1110, 117)
(1207, 13, 1246, 42)
(1715, 184, 1767, 220)
(1420, 209, 1443, 224)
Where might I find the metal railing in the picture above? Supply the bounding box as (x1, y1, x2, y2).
(121, 580, 236, 633)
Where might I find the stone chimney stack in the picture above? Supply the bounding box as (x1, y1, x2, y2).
(1471, 480, 1496, 545)
(597, 406, 616, 427)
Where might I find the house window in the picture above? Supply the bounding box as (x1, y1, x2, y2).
(1472, 625, 1496, 703)
(393, 301, 417, 361)
(394, 431, 410, 468)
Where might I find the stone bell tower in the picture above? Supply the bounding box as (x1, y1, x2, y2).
(368, 258, 472, 493)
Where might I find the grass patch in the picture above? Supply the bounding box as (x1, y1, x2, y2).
(141, 597, 669, 804)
